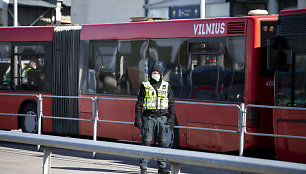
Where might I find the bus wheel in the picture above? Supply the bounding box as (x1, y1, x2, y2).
(21, 103, 38, 133)
(166, 121, 179, 149)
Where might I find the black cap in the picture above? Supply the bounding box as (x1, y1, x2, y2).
(150, 64, 162, 74)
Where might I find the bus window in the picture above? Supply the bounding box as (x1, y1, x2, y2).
(224, 37, 245, 102)
(275, 36, 306, 107)
(15, 45, 45, 91)
(186, 37, 245, 102)
(190, 54, 224, 100)
(0, 43, 11, 90)
(1, 44, 45, 91)
(89, 40, 117, 94)
(118, 40, 148, 95)
(294, 54, 306, 107)
(149, 39, 187, 98)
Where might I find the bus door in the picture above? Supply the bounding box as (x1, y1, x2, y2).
(185, 37, 227, 150)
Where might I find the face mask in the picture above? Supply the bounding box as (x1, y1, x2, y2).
(151, 74, 160, 82)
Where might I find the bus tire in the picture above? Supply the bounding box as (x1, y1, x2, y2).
(166, 117, 179, 149)
(21, 103, 38, 133)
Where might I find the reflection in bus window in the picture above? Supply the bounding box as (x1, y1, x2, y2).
(15, 45, 45, 91)
(275, 37, 306, 107)
(190, 54, 224, 100)
(89, 40, 117, 94)
(149, 39, 187, 98)
(294, 54, 306, 106)
(118, 40, 148, 95)
(86, 37, 245, 102)
(0, 43, 11, 89)
(186, 37, 245, 102)
(0, 44, 45, 91)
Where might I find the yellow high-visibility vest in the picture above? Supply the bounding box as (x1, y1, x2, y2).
(142, 80, 169, 110)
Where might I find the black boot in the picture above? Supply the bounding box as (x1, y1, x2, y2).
(158, 168, 170, 174)
(140, 168, 147, 174)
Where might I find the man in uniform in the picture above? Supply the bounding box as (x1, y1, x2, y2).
(22, 60, 37, 84)
(134, 64, 175, 174)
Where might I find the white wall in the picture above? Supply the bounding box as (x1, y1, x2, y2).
(71, 0, 159, 24)
(0, 0, 8, 26)
(298, 0, 306, 9)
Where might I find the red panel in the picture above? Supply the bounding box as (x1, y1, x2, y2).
(274, 109, 306, 163)
(186, 103, 238, 126)
(78, 95, 94, 136)
(244, 16, 277, 105)
(79, 112, 93, 136)
(211, 125, 239, 152)
(98, 97, 133, 141)
(131, 100, 142, 142)
(81, 18, 247, 40)
(175, 102, 187, 147)
(0, 93, 37, 130)
(279, 8, 306, 16)
(0, 92, 52, 132)
(186, 122, 210, 149)
(41, 95, 52, 133)
(79, 95, 133, 141)
(0, 27, 54, 42)
(81, 16, 277, 41)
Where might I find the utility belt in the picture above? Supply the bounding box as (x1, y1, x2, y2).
(143, 110, 168, 118)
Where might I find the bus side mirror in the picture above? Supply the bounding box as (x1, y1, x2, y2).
(267, 36, 291, 72)
(278, 49, 292, 72)
(267, 44, 278, 71)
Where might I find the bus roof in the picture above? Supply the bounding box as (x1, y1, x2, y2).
(0, 26, 54, 42)
(81, 15, 277, 41)
(279, 8, 306, 16)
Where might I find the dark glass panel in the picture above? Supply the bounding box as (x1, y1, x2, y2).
(117, 40, 148, 95)
(88, 40, 118, 94)
(294, 54, 306, 107)
(275, 36, 306, 107)
(0, 43, 46, 91)
(149, 39, 187, 98)
(185, 37, 245, 102)
(189, 42, 223, 53)
(223, 37, 245, 102)
(0, 43, 11, 89)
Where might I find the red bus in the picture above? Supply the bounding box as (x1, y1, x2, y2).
(268, 8, 306, 163)
(0, 15, 278, 154)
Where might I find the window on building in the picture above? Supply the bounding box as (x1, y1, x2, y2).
(278, 0, 297, 12)
(231, 1, 267, 17)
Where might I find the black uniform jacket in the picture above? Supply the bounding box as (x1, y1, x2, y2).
(135, 78, 175, 119)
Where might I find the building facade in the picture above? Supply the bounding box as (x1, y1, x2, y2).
(145, 0, 306, 19)
(71, 0, 164, 24)
(0, 0, 71, 26)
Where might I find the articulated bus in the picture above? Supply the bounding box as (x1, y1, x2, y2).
(0, 15, 278, 156)
(268, 8, 306, 163)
